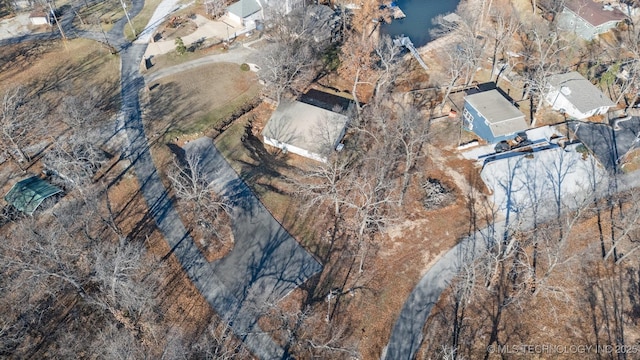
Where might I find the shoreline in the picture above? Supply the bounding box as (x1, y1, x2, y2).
(414, 0, 478, 55)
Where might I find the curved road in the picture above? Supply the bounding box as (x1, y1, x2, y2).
(1, 3, 322, 359)
(113, 4, 322, 360)
(383, 171, 640, 359)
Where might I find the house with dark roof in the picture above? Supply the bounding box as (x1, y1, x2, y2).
(544, 71, 615, 120)
(462, 89, 528, 143)
(262, 96, 351, 163)
(4, 176, 62, 215)
(558, 0, 627, 40)
(226, 0, 262, 29)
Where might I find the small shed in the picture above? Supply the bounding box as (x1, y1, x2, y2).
(29, 11, 50, 26)
(262, 99, 350, 163)
(4, 176, 62, 215)
(544, 71, 615, 120)
(226, 0, 262, 29)
(462, 89, 528, 143)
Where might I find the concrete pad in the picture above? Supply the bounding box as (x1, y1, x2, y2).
(0, 14, 34, 40)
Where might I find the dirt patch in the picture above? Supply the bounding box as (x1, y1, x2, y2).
(73, 0, 127, 32)
(156, 16, 197, 41)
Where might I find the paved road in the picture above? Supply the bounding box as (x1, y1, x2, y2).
(383, 170, 640, 360)
(112, 3, 322, 359)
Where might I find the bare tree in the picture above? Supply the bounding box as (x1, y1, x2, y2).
(345, 154, 399, 273)
(204, 0, 226, 18)
(518, 21, 570, 117)
(168, 152, 231, 241)
(486, 6, 520, 80)
(258, 40, 316, 103)
(394, 104, 431, 204)
(189, 320, 251, 359)
(373, 34, 402, 97)
(43, 137, 108, 188)
(0, 86, 46, 169)
(296, 153, 353, 218)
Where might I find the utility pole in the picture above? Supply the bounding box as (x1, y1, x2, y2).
(47, 0, 67, 43)
(120, 0, 136, 38)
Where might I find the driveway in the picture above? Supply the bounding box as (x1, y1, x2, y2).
(383, 169, 640, 359)
(142, 14, 245, 58)
(382, 223, 501, 360)
(143, 44, 256, 83)
(113, 2, 322, 358)
(184, 137, 323, 316)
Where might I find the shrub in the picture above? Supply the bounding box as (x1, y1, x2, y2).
(175, 37, 187, 55)
(240, 63, 250, 71)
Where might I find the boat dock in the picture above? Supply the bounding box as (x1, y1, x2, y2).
(394, 36, 429, 71)
(391, 5, 405, 19)
(381, 2, 406, 20)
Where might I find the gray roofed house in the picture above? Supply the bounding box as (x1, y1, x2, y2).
(4, 176, 63, 215)
(544, 71, 615, 120)
(262, 100, 350, 163)
(462, 89, 528, 143)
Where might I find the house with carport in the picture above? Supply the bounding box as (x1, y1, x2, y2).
(544, 71, 615, 120)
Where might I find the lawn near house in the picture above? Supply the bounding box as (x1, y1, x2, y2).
(144, 61, 259, 139)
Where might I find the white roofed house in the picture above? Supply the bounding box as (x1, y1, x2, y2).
(262, 99, 350, 163)
(544, 71, 616, 120)
(226, 0, 263, 30)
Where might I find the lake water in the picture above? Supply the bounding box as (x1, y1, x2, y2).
(381, 0, 461, 48)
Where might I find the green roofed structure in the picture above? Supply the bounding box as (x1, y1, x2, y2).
(4, 176, 63, 215)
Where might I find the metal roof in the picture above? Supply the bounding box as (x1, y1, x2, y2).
(465, 90, 528, 137)
(227, 0, 261, 18)
(547, 71, 615, 114)
(262, 100, 349, 158)
(4, 176, 62, 215)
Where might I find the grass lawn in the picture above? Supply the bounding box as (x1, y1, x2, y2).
(144, 44, 228, 75)
(73, 0, 128, 32)
(0, 38, 120, 105)
(124, 0, 165, 40)
(146, 62, 259, 138)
